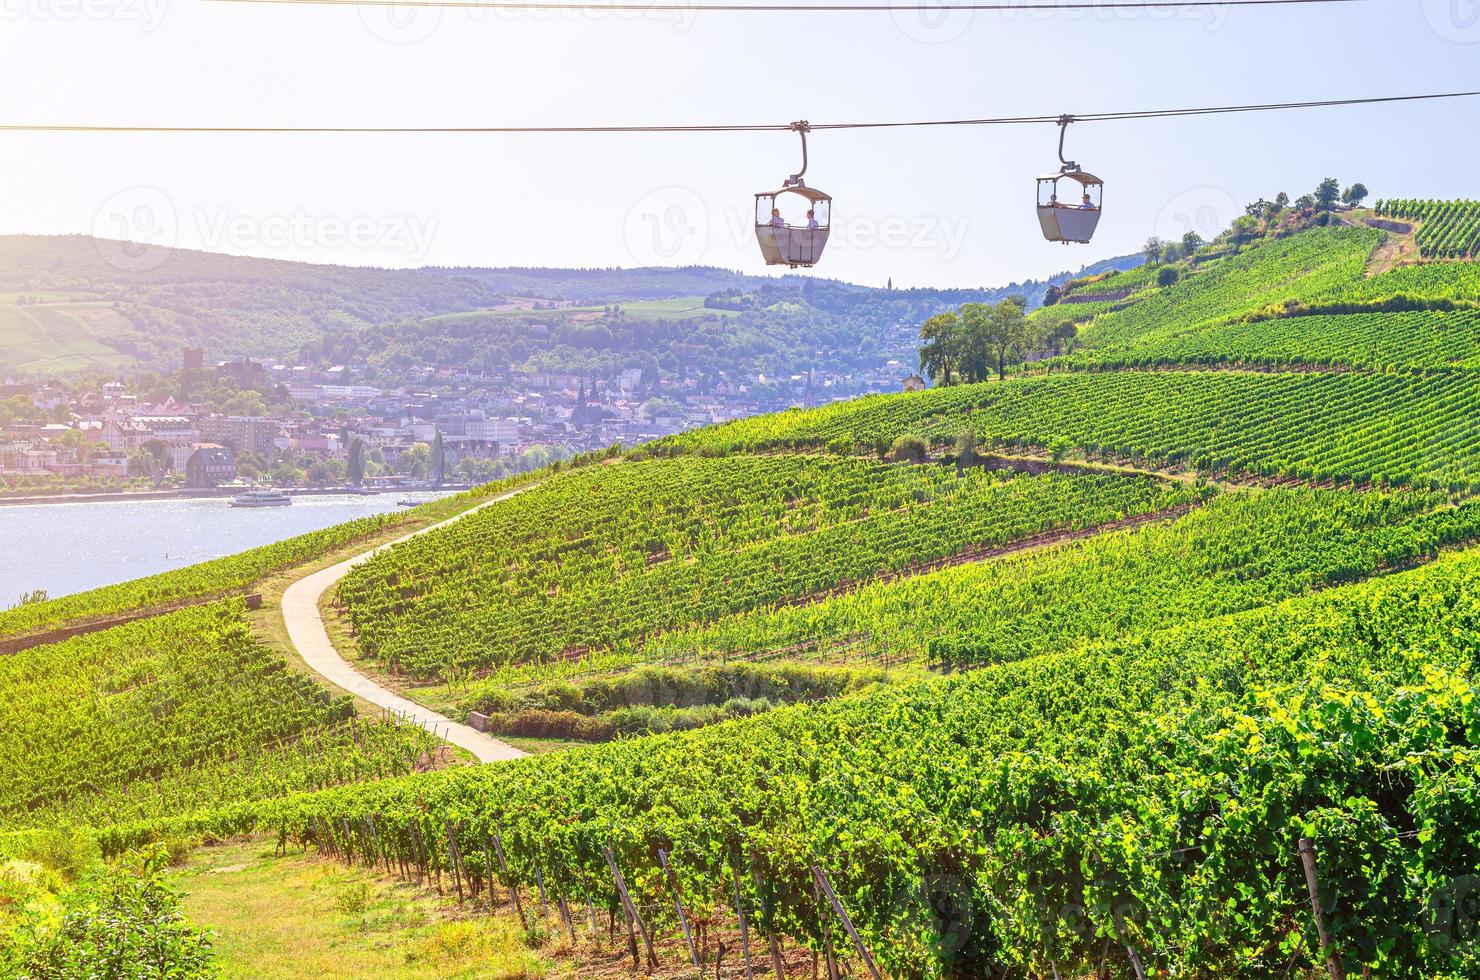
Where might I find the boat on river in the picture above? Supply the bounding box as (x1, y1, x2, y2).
(231, 489, 293, 508)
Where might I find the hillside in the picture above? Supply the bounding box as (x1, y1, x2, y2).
(8, 210, 1480, 978)
(0, 234, 1138, 378)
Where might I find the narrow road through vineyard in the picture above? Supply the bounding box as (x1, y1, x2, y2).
(280, 488, 532, 764)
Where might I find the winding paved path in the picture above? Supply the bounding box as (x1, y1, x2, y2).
(281, 488, 531, 763)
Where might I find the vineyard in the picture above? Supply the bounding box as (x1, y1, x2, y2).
(0, 601, 438, 830)
(656, 370, 1480, 490)
(650, 487, 1480, 667)
(94, 543, 1480, 977)
(8, 218, 1480, 977)
(1378, 198, 1480, 259)
(1062, 309, 1480, 372)
(338, 458, 1198, 676)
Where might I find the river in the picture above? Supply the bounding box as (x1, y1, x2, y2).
(0, 492, 453, 603)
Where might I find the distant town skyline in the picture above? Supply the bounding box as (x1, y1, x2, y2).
(2, 3, 1478, 287)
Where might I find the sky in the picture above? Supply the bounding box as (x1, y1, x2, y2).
(1, 0, 1478, 289)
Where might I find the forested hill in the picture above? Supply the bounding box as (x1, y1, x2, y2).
(0, 234, 1139, 377)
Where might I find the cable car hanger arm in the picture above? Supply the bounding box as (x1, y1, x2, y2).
(786, 121, 809, 187)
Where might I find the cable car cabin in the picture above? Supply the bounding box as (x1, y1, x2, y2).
(755, 186, 831, 268)
(1037, 168, 1103, 244)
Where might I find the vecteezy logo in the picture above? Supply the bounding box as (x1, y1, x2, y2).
(623, 186, 709, 266)
(1423, 0, 1480, 42)
(358, 1, 443, 44)
(891, 0, 973, 44)
(91, 186, 178, 272)
(1153, 185, 1242, 247)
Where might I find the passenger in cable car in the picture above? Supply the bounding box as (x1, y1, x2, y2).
(1080, 192, 1097, 210)
(770, 208, 786, 228)
(806, 210, 819, 230)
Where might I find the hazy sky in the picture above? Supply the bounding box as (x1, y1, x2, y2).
(3, 1, 1477, 288)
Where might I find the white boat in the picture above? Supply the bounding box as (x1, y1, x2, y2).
(231, 489, 293, 508)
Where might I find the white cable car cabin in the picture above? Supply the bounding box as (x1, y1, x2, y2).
(754, 121, 831, 268)
(755, 186, 832, 268)
(1037, 168, 1103, 244)
(1036, 114, 1104, 244)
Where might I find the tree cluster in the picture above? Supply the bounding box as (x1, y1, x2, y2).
(918, 297, 1040, 385)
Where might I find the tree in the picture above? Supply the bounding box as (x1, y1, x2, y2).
(1273, 192, 1291, 212)
(1157, 265, 1181, 288)
(954, 428, 979, 470)
(1245, 199, 1273, 220)
(1143, 236, 1166, 266)
(399, 443, 430, 479)
(888, 435, 929, 464)
(1342, 182, 1370, 208)
(1181, 231, 1205, 257)
(431, 431, 446, 486)
(1161, 242, 1183, 265)
(966, 297, 1033, 383)
(1229, 215, 1261, 250)
(1294, 194, 1317, 212)
(347, 437, 367, 486)
(918, 311, 963, 387)
(1314, 178, 1342, 212)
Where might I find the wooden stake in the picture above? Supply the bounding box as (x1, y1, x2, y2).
(812, 866, 881, 980)
(751, 862, 787, 979)
(732, 867, 757, 980)
(481, 837, 498, 911)
(534, 864, 551, 921)
(1299, 837, 1345, 980)
(1124, 944, 1147, 980)
(492, 832, 527, 928)
(603, 846, 658, 973)
(557, 894, 578, 944)
(812, 875, 839, 980)
(445, 823, 465, 904)
(658, 848, 701, 969)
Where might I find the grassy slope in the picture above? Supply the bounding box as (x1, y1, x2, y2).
(176, 840, 551, 979)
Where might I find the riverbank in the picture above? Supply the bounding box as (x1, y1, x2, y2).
(0, 491, 461, 601)
(0, 484, 475, 507)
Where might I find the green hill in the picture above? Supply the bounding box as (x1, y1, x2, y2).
(8, 212, 1480, 978)
(0, 235, 1138, 378)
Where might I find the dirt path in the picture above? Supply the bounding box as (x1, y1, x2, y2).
(280, 488, 532, 764)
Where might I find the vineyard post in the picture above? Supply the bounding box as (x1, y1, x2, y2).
(364, 816, 386, 874)
(588, 898, 599, 940)
(604, 845, 659, 973)
(732, 866, 757, 980)
(534, 864, 551, 921)
(812, 866, 881, 980)
(1124, 943, 1147, 980)
(340, 818, 356, 867)
(481, 837, 498, 913)
(492, 831, 527, 928)
(658, 847, 701, 969)
(751, 860, 787, 979)
(812, 873, 840, 980)
(445, 823, 465, 904)
(1298, 837, 1345, 980)
(557, 892, 578, 944)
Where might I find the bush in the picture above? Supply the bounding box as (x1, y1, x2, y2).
(888, 435, 929, 464)
(1157, 265, 1181, 287)
(955, 429, 979, 468)
(8, 847, 216, 978)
